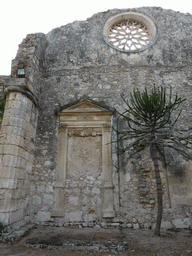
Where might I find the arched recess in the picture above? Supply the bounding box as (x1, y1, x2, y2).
(51, 98, 115, 220)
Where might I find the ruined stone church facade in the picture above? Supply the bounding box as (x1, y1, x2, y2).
(0, 7, 192, 230)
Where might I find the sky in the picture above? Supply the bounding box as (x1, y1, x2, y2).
(0, 0, 192, 75)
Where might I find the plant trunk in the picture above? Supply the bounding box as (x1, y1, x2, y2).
(151, 143, 163, 236)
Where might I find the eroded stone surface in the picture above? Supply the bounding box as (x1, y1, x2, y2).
(0, 7, 192, 229)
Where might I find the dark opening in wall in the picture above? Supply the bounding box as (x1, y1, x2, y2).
(17, 68, 25, 78)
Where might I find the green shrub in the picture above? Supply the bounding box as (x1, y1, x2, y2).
(0, 83, 6, 120)
(0, 222, 6, 234)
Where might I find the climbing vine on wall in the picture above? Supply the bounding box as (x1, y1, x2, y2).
(0, 83, 6, 119)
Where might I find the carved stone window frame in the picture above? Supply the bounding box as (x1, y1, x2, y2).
(51, 98, 115, 219)
(103, 12, 157, 53)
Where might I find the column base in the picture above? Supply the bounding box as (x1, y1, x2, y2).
(51, 209, 64, 217)
(103, 210, 115, 218)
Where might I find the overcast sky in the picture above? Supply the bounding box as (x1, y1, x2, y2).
(0, 0, 192, 75)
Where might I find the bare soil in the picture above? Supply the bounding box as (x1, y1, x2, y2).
(0, 225, 192, 256)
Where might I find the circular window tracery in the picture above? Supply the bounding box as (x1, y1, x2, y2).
(109, 19, 150, 51)
(103, 12, 157, 53)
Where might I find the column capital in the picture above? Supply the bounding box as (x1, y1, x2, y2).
(58, 125, 67, 132)
(103, 124, 111, 131)
(5, 85, 39, 109)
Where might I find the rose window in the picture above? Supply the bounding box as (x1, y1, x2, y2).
(103, 12, 157, 53)
(108, 19, 150, 51)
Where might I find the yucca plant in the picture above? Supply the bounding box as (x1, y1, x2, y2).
(115, 86, 192, 236)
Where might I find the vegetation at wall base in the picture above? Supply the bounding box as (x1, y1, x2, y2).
(0, 222, 7, 235)
(0, 83, 6, 120)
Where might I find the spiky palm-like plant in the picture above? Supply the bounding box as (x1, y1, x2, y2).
(115, 86, 192, 236)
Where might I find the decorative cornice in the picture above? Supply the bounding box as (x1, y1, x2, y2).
(5, 85, 40, 109)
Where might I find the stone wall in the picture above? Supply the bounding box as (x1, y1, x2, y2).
(0, 81, 5, 129)
(11, 33, 47, 96)
(27, 7, 192, 228)
(0, 34, 46, 226)
(1, 7, 192, 229)
(0, 88, 38, 224)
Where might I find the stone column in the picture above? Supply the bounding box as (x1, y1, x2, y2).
(0, 87, 38, 225)
(102, 124, 115, 218)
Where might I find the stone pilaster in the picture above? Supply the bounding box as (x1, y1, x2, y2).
(51, 125, 67, 217)
(102, 124, 115, 218)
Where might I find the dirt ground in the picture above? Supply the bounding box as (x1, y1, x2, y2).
(0, 225, 192, 256)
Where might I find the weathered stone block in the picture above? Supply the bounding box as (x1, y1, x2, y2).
(65, 211, 83, 222)
(37, 185, 45, 192)
(0, 167, 16, 179)
(69, 195, 79, 206)
(9, 208, 24, 224)
(3, 145, 20, 155)
(160, 221, 173, 229)
(32, 195, 41, 205)
(133, 223, 140, 229)
(182, 218, 191, 228)
(45, 185, 53, 193)
(0, 198, 17, 212)
(0, 178, 16, 189)
(36, 211, 51, 222)
(43, 194, 53, 206)
(5, 135, 25, 148)
(172, 219, 184, 228)
(92, 187, 100, 195)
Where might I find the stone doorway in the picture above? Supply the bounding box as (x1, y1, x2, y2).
(51, 98, 115, 221)
(64, 127, 102, 222)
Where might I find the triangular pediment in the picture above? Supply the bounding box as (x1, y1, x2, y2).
(59, 98, 113, 113)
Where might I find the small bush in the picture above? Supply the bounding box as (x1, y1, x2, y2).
(0, 222, 6, 234)
(0, 83, 6, 120)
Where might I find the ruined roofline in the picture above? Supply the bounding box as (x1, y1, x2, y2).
(45, 6, 191, 38)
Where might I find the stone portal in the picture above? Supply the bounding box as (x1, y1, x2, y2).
(65, 127, 102, 222)
(51, 98, 115, 221)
